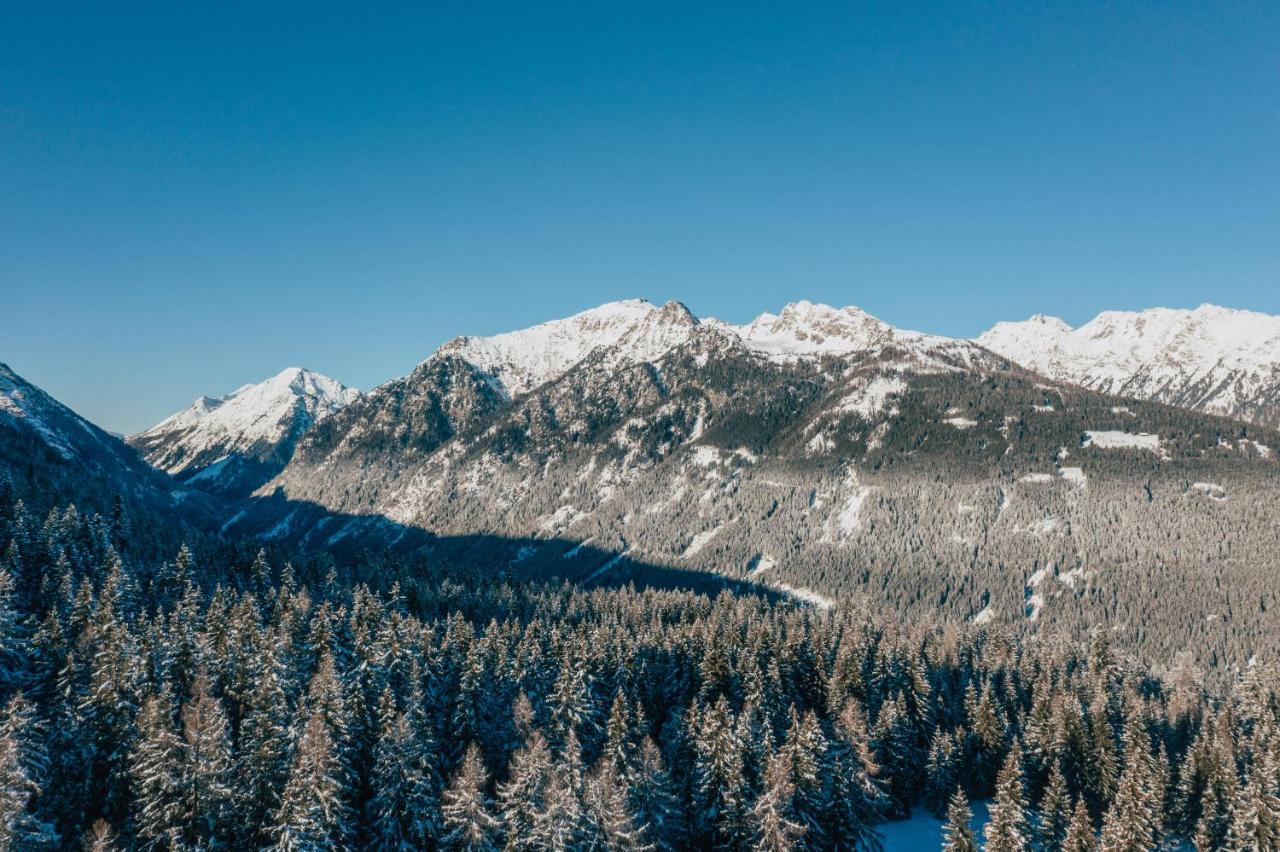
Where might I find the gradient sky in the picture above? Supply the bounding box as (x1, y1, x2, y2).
(3, 2, 1278, 434)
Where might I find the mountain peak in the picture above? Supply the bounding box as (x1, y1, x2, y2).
(433, 298, 697, 398)
(978, 303, 1280, 427)
(728, 300, 950, 360)
(129, 367, 360, 495)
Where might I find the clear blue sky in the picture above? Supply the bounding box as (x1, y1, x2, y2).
(3, 2, 1277, 434)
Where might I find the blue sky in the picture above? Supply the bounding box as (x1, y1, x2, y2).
(3, 2, 1278, 434)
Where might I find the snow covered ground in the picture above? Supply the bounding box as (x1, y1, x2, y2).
(877, 801, 990, 850)
(1082, 430, 1161, 451)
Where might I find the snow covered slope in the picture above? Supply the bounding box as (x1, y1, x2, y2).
(433, 299, 700, 398)
(130, 367, 359, 497)
(978, 304, 1280, 428)
(432, 298, 984, 399)
(0, 363, 216, 518)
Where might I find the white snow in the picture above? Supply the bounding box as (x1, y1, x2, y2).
(978, 304, 1280, 424)
(835, 374, 906, 418)
(972, 605, 996, 625)
(690, 446, 723, 467)
(1027, 593, 1046, 621)
(1239, 439, 1273, 459)
(682, 523, 729, 558)
(0, 368, 78, 459)
(1026, 518, 1063, 536)
(1082, 430, 1162, 451)
(832, 470, 874, 533)
(777, 584, 835, 610)
(434, 299, 697, 398)
(133, 367, 359, 475)
(748, 554, 777, 575)
(584, 549, 629, 582)
(1059, 467, 1087, 487)
(712, 300, 983, 367)
(1191, 482, 1227, 501)
(878, 801, 991, 851)
(186, 455, 235, 484)
(562, 537, 595, 559)
(510, 545, 538, 564)
(1018, 473, 1056, 484)
(944, 416, 978, 430)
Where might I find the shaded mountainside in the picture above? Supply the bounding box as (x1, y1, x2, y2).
(978, 303, 1280, 428)
(0, 363, 220, 524)
(128, 367, 359, 499)
(228, 308, 1280, 671)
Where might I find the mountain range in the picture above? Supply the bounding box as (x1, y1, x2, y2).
(978, 303, 1280, 428)
(5, 298, 1280, 668)
(129, 301, 1280, 493)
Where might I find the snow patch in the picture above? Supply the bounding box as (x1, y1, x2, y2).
(1082, 430, 1162, 451)
(777, 585, 835, 610)
(1058, 467, 1087, 487)
(836, 374, 906, 418)
(1191, 482, 1227, 501)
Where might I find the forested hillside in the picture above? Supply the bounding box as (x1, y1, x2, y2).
(238, 329, 1280, 676)
(0, 490, 1277, 850)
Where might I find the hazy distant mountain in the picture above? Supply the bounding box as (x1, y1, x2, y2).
(0, 362, 216, 519)
(129, 367, 359, 498)
(978, 304, 1280, 428)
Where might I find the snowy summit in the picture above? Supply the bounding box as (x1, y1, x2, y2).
(977, 304, 1280, 427)
(129, 367, 360, 497)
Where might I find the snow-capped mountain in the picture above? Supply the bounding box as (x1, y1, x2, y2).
(434, 299, 700, 398)
(977, 304, 1280, 428)
(0, 362, 217, 517)
(130, 367, 360, 498)
(226, 294, 1280, 651)
(433, 298, 984, 399)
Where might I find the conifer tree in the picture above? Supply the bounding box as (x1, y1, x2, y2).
(238, 643, 292, 845)
(0, 569, 29, 688)
(81, 819, 120, 852)
(781, 707, 829, 845)
(1036, 760, 1072, 851)
(1099, 735, 1160, 852)
(497, 727, 552, 850)
(1061, 798, 1097, 852)
(129, 687, 183, 850)
(274, 710, 353, 851)
(691, 697, 749, 848)
(585, 758, 650, 851)
(924, 728, 957, 817)
(368, 706, 441, 850)
(1224, 758, 1280, 851)
(628, 737, 684, 852)
(942, 787, 978, 852)
(985, 746, 1029, 852)
(0, 694, 56, 848)
(441, 743, 500, 852)
(827, 700, 885, 851)
(751, 750, 805, 852)
(180, 671, 235, 847)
